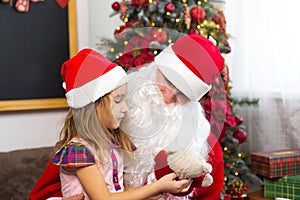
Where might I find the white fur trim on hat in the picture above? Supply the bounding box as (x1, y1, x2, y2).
(155, 45, 211, 101)
(66, 66, 127, 109)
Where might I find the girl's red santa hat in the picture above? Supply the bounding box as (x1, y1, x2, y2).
(155, 34, 224, 101)
(61, 48, 127, 109)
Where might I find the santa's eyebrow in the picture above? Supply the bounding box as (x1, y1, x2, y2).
(165, 79, 187, 98)
(175, 91, 188, 98)
(165, 77, 176, 88)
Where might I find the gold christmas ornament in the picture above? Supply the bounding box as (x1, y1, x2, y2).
(199, 28, 208, 38)
(209, 30, 218, 40)
(132, 49, 142, 57)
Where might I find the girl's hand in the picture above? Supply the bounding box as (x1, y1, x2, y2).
(62, 193, 84, 200)
(157, 173, 193, 194)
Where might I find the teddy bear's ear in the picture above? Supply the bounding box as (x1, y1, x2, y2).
(166, 146, 186, 157)
(202, 174, 213, 187)
(152, 147, 163, 157)
(166, 150, 177, 155)
(154, 149, 168, 167)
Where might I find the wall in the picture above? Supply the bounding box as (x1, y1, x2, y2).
(88, 0, 123, 49)
(0, 0, 119, 152)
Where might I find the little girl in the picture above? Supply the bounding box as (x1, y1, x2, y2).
(52, 48, 191, 200)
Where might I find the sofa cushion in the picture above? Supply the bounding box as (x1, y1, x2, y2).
(0, 147, 54, 200)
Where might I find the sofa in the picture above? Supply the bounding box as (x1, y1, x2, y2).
(0, 147, 54, 200)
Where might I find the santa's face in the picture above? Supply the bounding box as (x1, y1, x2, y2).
(156, 70, 190, 105)
(109, 84, 129, 129)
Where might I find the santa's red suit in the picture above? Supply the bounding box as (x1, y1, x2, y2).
(192, 132, 224, 199)
(29, 157, 62, 199)
(29, 65, 224, 200)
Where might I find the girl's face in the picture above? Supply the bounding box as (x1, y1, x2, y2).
(109, 84, 128, 129)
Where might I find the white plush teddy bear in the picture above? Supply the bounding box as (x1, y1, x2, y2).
(153, 147, 213, 196)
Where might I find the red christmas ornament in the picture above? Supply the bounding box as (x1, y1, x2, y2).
(212, 10, 227, 32)
(188, 28, 199, 35)
(152, 29, 167, 43)
(223, 43, 232, 54)
(164, 2, 175, 12)
(190, 6, 206, 23)
(237, 190, 243, 197)
(242, 184, 249, 191)
(112, 1, 121, 11)
(225, 163, 231, 168)
(235, 116, 244, 126)
(233, 129, 248, 144)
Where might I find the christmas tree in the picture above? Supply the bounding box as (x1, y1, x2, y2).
(97, 0, 261, 198)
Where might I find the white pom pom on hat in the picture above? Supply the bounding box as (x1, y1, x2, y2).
(60, 48, 127, 109)
(155, 34, 224, 101)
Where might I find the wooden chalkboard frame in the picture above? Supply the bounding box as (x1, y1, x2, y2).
(0, 0, 77, 112)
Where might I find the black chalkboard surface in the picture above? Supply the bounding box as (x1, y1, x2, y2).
(0, 0, 77, 111)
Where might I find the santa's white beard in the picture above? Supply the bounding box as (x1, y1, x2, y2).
(120, 64, 210, 188)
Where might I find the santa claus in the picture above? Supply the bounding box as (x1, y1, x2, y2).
(29, 34, 225, 200)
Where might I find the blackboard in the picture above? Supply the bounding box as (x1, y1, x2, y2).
(0, 0, 77, 111)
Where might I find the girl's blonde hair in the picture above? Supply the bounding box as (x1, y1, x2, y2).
(55, 93, 133, 160)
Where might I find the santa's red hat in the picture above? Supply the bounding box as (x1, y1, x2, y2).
(155, 34, 224, 101)
(61, 48, 127, 108)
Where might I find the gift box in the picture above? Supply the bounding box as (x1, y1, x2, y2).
(264, 175, 300, 199)
(250, 149, 300, 178)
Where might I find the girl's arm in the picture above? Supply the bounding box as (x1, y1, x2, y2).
(76, 165, 191, 200)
